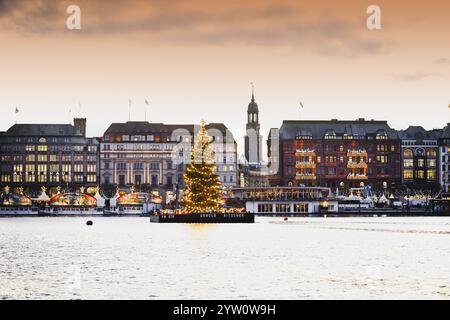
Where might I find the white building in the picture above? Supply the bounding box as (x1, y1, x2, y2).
(99, 121, 238, 189)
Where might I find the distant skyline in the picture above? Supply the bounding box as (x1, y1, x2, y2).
(1, 0, 449, 157)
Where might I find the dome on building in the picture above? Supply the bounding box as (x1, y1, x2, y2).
(50, 193, 96, 206)
(247, 92, 259, 113)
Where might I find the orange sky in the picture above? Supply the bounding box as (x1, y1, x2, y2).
(0, 0, 449, 154)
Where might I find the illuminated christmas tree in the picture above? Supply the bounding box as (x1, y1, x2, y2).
(182, 120, 223, 213)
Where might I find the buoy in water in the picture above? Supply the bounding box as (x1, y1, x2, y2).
(284, 216, 288, 222)
(86, 220, 93, 226)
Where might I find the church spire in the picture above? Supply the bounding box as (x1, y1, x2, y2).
(251, 82, 255, 102)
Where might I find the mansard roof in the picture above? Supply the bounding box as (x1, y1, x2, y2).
(440, 124, 450, 139)
(397, 126, 442, 140)
(279, 119, 399, 140)
(103, 121, 235, 142)
(5, 124, 83, 137)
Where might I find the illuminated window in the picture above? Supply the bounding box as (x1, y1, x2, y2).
(38, 145, 48, 152)
(324, 131, 336, 139)
(427, 159, 436, 167)
(427, 170, 436, 180)
(426, 149, 437, 157)
(403, 149, 413, 157)
(403, 159, 413, 168)
(403, 170, 413, 180)
(26, 145, 35, 152)
(417, 170, 425, 179)
(376, 130, 388, 140)
(418, 159, 425, 167)
(377, 156, 387, 163)
(26, 155, 35, 162)
(293, 204, 309, 213)
(37, 155, 47, 162)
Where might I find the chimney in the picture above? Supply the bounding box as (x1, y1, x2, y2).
(74, 118, 87, 137)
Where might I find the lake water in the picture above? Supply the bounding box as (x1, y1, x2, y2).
(1, 216, 450, 300)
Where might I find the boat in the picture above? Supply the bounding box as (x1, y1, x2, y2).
(104, 191, 161, 216)
(150, 212, 255, 223)
(45, 191, 102, 216)
(0, 186, 37, 216)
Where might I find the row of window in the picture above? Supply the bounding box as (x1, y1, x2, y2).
(1, 174, 97, 183)
(257, 203, 310, 213)
(1, 145, 98, 152)
(403, 170, 436, 180)
(287, 155, 390, 164)
(403, 149, 437, 157)
(286, 144, 396, 152)
(403, 159, 436, 168)
(7, 164, 97, 173)
(288, 167, 390, 175)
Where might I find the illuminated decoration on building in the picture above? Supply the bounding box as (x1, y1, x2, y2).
(347, 146, 368, 180)
(182, 120, 223, 213)
(295, 142, 317, 181)
(49, 193, 96, 206)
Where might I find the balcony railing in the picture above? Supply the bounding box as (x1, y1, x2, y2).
(295, 174, 317, 180)
(295, 162, 316, 169)
(295, 149, 316, 157)
(347, 162, 368, 169)
(347, 150, 368, 157)
(347, 174, 368, 180)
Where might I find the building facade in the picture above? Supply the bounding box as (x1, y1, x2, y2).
(0, 119, 99, 192)
(397, 126, 442, 190)
(100, 121, 238, 189)
(270, 119, 402, 190)
(439, 124, 450, 192)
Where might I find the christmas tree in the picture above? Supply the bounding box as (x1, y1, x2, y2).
(182, 120, 223, 213)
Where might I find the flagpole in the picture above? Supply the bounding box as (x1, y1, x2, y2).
(14, 107, 19, 124)
(299, 101, 304, 120)
(145, 99, 149, 122)
(144, 100, 147, 122)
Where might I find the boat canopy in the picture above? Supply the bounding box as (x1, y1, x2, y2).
(49, 193, 97, 207)
(117, 193, 150, 205)
(1, 193, 32, 206)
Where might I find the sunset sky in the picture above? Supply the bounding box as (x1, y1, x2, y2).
(0, 0, 449, 155)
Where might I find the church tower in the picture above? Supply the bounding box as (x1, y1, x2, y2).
(245, 90, 263, 165)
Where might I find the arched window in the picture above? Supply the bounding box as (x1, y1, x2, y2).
(426, 149, 437, 157)
(403, 149, 413, 157)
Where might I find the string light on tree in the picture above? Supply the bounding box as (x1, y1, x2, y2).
(182, 120, 223, 213)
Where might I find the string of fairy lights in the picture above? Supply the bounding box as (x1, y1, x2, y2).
(182, 120, 224, 214)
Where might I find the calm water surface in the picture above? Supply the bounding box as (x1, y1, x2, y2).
(1, 216, 450, 300)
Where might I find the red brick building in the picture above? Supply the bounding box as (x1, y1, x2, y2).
(269, 119, 402, 191)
